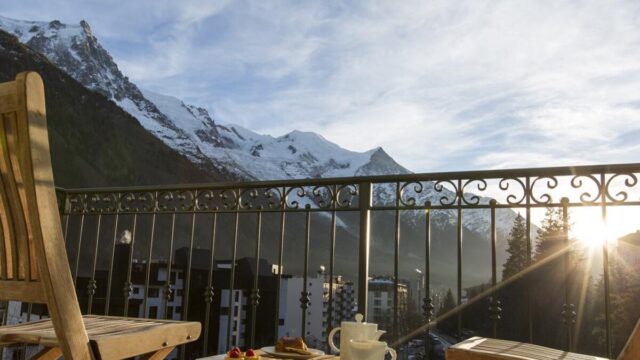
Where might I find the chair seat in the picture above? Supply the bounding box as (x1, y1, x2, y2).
(0, 314, 201, 360)
(447, 337, 609, 360)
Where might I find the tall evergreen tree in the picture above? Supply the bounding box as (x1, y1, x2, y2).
(502, 213, 529, 280)
(535, 207, 567, 260)
(530, 206, 588, 349)
(437, 289, 457, 334)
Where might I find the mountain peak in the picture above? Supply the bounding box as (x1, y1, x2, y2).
(357, 146, 410, 176)
(79, 20, 92, 35)
(48, 20, 65, 30)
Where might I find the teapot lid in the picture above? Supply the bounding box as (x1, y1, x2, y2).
(343, 313, 377, 327)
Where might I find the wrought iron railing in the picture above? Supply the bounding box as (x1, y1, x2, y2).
(4, 163, 640, 359)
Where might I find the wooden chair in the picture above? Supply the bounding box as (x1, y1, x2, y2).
(0, 72, 201, 359)
(447, 318, 639, 360)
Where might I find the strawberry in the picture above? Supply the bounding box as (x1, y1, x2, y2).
(228, 349, 241, 358)
(245, 348, 256, 356)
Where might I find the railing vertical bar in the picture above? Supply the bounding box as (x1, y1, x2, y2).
(250, 212, 262, 347)
(87, 214, 102, 314)
(26, 303, 32, 322)
(457, 179, 463, 338)
(424, 205, 432, 360)
(326, 194, 337, 353)
(226, 209, 240, 349)
(203, 213, 218, 356)
(123, 214, 138, 317)
(104, 213, 119, 315)
(525, 177, 533, 343)
(393, 182, 400, 340)
(62, 212, 70, 245)
(301, 209, 311, 340)
(600, 173, 612, 358)
(358, 182, 371, 319)
(273, 207, 286, 340)
(182, 212, 197, 320)
(180, 212, 197, 360)
(163, 214, 177, 319)
(142, 210, 158, 317)
(73, 213, 85, 283)
(561, 198, 573, 351)
(490, 201, 498, 337)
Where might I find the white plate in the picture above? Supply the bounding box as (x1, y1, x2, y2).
(259, 346, 324, 359)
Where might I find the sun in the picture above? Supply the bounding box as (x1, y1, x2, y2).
(571, 217, 612, 248)
(568, 207, 640, 249)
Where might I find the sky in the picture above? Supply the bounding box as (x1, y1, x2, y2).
(2, 0, 640, 173)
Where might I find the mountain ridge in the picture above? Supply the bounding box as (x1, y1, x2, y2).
(0, 15, 406, 182)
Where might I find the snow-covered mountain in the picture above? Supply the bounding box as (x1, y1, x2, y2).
(0, 15, 408, 182)
(143, 88, 409, 180)
(0, 16, 527, 238)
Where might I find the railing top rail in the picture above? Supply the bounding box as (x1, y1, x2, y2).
(55, 162, 640, 194)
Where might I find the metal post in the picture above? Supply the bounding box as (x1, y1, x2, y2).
(600, 173, 612, 358)
(358, 182, 372, 320)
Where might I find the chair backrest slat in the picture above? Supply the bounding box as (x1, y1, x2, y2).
(0, 160, 16, 280)
(0, 72, 91, 359)
(0, 94, 36, 285)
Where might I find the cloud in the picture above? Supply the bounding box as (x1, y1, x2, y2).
(3, 0, 640, 172)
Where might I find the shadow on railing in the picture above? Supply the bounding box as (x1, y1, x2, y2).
(4, 163, 640, 360)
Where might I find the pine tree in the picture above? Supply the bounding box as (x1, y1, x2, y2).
(436, 288, 457, 334)
(530, 206, 585, 349)
(502, 213, 529, 280)
(535, 207, 567, 260)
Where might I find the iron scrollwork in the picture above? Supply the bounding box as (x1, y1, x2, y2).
(530, 176, 559, 204)
(570, 174, 601, 204)
(399, 181, 424, 207)
(605, 173, 638, 203)
(461, 179, 488, 205)
(498, 177, 527, 205)
(433, 179, 459, 206)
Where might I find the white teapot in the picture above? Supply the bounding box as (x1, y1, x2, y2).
(349, 339, 396, 360)
(328, 314, 386, 360)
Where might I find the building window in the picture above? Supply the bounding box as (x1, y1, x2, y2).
(178, 271, 184, 280)
(167, 307, 174, 319)
(148, 288, 160, 298)
(170, 272, 176, 283)
(175, 306, 182, 314)
(234, 306, 239, 317)
(133, 287, 140, 294)
(220, 307, 229, 315)
(279, 319, 285, 325)
(148, 306, 158, 318)
(374, 299, 381, 305)
(234, 292, 239, 302)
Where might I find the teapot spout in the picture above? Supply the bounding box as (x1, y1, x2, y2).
(372, 330, 386, 340)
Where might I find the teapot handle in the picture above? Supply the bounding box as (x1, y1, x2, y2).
(327, 327, 341, 354)
(387, 347, 397, 360)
